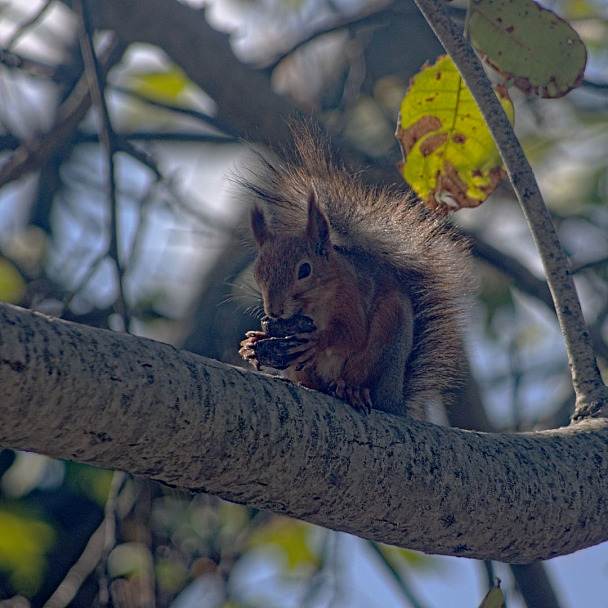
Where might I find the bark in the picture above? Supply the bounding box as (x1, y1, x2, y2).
(1, 301, 607, 564)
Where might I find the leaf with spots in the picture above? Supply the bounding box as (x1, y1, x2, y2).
(396, 55, 514, 212)
(470, 0, 587, 98)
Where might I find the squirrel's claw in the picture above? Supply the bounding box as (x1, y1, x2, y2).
(239, 331, 269, 370)
(244, 330, 268, 341)
(330, 380, 372, 414)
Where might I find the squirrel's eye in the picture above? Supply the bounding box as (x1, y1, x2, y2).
(297, 262, 311, 280)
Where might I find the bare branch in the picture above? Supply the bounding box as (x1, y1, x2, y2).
(0, 38, 126, 188)
(74, 0, 128, 328)
(412, 0, 608, 419)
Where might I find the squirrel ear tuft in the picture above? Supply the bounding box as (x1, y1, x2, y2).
(251, 206, 272, 246)
(306, 188, 331, 259)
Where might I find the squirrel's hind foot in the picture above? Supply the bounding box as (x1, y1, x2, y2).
(329, 380, 372, 414)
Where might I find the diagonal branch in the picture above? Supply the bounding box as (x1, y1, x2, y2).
(411, 0, 608, 419)
(1, 300, 608, 564)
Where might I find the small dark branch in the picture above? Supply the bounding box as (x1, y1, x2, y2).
(74, 130, 238, 144)
(110, 84, 236, 136)
(73, 0, 128, 330)
(468, 232, 554, 310)
(470, 231, 608, 369)
(266, 7, 398, 71)
(44, 514, 108, 608)
(482, 561, 495, 591)
(510, 563, 563, 608)
(0, 47, 56, 78)
(582, 78, 608, 92)
(114, 136, 235, 232)
(62, 252, 108, 315)
(71, 130, 237, 145)
(0, 39, 126, 188)
(412, 0, 608, 419)
(97, 472, 127, 607)
(571, 255, 608, 274)
(367, 542, 429, 608)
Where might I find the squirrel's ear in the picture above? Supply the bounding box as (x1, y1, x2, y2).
(306, 188, 330, 259)
(251, 206, 272, 246)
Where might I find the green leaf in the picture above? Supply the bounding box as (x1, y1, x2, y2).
(0, 257, 26, 304)
(396, 55, 514, 211)
(470, 0, 587, 98)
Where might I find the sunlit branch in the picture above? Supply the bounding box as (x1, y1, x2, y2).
(412, 0, 608, 419)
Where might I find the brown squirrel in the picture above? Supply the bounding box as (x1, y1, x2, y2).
(239, 124, 472, 419)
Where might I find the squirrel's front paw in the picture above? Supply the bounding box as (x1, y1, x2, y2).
(239, 331, 268, 369)
(286, 333, 319, 371)
(239, 314, 317, 371)
(329, 379, 372, 414)
(240, 330, 314, 371)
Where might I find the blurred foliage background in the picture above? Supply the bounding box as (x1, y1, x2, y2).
(0, 0, 608, 606)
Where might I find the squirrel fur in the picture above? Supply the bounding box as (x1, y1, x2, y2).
(239, 124, 472, 419)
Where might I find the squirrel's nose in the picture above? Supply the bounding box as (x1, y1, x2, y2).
(265, 294, 285, 318)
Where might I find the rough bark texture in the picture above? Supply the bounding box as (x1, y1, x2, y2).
(1, 301, 607, 564)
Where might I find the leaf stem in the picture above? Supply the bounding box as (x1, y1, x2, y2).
(412, 0, 607, 419)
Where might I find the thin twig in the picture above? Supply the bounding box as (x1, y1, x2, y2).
(97, 471, 128, 607)
(44, 471, 127, 608)
(367, 542, 429, 608)
(469, 231, 608, 365)
(0, 47, 56, 77)
(110, 84, 235, 136)
(412, 0, 608, 419)
(0, 39, 125, 188)
(44, 520, 108, 608)
(266, 7, 398, 71)
(73, 0, 129, 330)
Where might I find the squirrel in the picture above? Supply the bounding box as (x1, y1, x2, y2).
(238, 123, 472, 419)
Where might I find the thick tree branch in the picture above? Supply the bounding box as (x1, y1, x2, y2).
(1, 301, 607, 564)
(412, 0, 608, 419)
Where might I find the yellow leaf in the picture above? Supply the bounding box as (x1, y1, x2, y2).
(247, 518, 320, 571)
(0, 257, 26, 304)
(396, 55, 514, 212)
(0, 509, 55, 594)
(478, 578, 506, 608)
(131, 68, 189, 103)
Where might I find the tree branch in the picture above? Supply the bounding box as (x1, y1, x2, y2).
(1, 301, 607, 564)
(0, 37, 126, 188)
(412, 0, 608, 419)
(74, 0, 128, 328)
